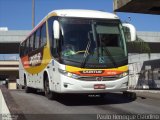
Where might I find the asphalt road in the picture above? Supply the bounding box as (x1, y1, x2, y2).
(9, 90, 160, 120)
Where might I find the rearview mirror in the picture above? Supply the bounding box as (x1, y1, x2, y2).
(122, 23, 136, 41)
(53, 20, 60, 40)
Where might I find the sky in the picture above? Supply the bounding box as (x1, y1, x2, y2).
(0, 0, 160, 31)
(0, 0, 160, 60)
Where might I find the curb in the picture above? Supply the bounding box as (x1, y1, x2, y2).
(0, 85, 26, 120)
(128, 90, 160, 94)
(0, 89, 11, 118)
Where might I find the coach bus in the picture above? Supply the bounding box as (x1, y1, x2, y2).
(19, 9, 136, 99)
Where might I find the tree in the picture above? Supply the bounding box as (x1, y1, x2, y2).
(127, 36, 151, 58)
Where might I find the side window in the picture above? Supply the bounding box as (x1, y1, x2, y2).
(48, 17, 54, 47)
(30, 34, 35, 51)
(40, 23, 47, 47)
(26, 38, 30, 53)
(33, 33, 36, 50)
(20, 42, 25, 57)
(23, 41, 27, 55)
(35, 29, 40, 49)
(29, 37, 32, 52)
(21, 33, 35, 56)
(48, 17, 60, 58)
(20, 44, 22, 57)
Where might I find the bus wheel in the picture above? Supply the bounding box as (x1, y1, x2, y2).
(24, 78, 31, 93)
(129, 92, 137, 100)
(99, 93, 106, 98)
(44, 77, 55, 100)
(123, 91, 137, 100)
(16, 84, 19, 89)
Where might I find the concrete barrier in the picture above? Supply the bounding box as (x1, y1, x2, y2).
(0, 89, 11, 119)
(8, 83, 17, 90)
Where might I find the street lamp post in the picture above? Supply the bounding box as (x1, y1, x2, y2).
(32, 0, 35, 28)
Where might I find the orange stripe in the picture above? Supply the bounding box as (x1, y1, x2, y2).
(66, 65, 128, 76)
(73, 70, 123, 76)
(21, 56, 29, 69)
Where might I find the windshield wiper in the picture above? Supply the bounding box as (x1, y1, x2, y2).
(80, 22, 96, 68)
(80, 39, 91, 68)
(102, 47, 117, 68)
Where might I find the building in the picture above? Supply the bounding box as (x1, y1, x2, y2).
(114, 0, 160, 89)
(114, 0, 160, 15)
(0, 30, 30, 89)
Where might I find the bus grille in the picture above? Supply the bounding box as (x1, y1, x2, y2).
(77, 76, 118, 81)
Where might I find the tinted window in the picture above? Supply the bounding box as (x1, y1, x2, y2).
(35, 29, 40, 49)
(48, 17, 54, 45)
(23, 41, 27, 55)
(48, 17, 60, 58)
(20, 42, 25, 57)
(30, 34, 35, 51)
(26, 38, 30, 53)
(59, 18, 127, 68)
(40, 23, 46, 47)
(20, 22, 47, 56)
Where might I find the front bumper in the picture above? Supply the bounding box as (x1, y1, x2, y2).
(59, 75, 129, 93)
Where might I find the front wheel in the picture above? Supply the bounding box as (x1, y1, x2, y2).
(44, 77, 56, 100)
(123, 91, 137, 100)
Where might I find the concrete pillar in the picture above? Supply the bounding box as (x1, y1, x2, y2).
(8, 74, 17, 90)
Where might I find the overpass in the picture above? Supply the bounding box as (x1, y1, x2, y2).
(0, 61, 19, 81)
(113, 0, 160, 89)
(0, 30, 30, 88)
(114, 0, 160, 14)
(0, 30, 30, 53)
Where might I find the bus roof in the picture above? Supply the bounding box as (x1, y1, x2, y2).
(48, 9, 119, 19)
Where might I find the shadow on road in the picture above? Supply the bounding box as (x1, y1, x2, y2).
(14, 89, 136, 106)
(53, 93, 136, 106)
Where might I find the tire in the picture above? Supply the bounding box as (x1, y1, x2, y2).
(16, 84, 19, 89)
(17, 84, 22, 90)
(19, 85, 23, 90)
(24, 77, 32, 93)
(123, 91, 137, 100)
(122, 91, 128, 97)
(129, 92, 137, 100)
(44, 76, 56, 100)
(99, 93, 106, 98)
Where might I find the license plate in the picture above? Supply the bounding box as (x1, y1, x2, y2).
(94, 84, 106, 89)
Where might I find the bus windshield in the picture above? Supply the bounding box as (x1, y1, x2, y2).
(58, 18, 127, 68)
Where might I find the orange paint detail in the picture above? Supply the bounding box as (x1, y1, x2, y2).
(73, 70, 123, 76)
(21, 56, 29, 69)
(66, 65, 128, 77)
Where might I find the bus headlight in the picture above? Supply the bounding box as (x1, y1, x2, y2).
(58, 68, 79, 79)
(118, 71, 128, 78)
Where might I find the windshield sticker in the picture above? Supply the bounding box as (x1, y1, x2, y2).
(99, 57, 105, 63)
